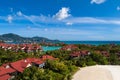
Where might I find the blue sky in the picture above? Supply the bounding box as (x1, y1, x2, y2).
(0, 0, 120, 40)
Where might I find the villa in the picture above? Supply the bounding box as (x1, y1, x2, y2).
(0, 43, 43, 53)
(60, 44, 78, 51)
(70, 50, 91, 58)
(0, 55, 55, 80)
(95, 51, 110, 57)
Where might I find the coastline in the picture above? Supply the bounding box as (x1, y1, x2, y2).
(72, 65, 120, 80)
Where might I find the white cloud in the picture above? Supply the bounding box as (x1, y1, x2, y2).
(44, 28, 48, 31)
(27, 26, 31, 30)
(6, 15, 13, 23)
(3, 13, 120, 26)
(64, 17, 120, 25)
(65, 17, 106, 24)
(17, 11, 23, 16)
(117, 6, 120, 11)
(16, 11, 41, 27)
(3, 10, 120, 26)
(66, 22, 73, 25)
(53, 7, 71, 20)
(26, 26, 41, 31)
(24, 15, 42, 27)
(91, 0, 106, 4)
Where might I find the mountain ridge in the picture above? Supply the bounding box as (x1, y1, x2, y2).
(0, 33, 60, 43)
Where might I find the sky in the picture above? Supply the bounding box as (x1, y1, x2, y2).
(0, 0, 120, 41)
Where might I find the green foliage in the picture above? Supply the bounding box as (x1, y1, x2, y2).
(90, 53, 108, 65)
(108, 53, 120, 65)
(1, 44, 120, 80)
(0, 48, 42, 66)
(16, 60, 78, 80)
(45, 60, 70, 75)
(46, 50, 71, 61)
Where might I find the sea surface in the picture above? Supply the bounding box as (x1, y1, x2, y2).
(42, 46, 61, 51)
(62, 41, 120, 45)
(42, 41, 120, 51)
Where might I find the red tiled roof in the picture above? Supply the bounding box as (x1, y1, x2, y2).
(81, 50, 89, 55)
(70, 50, 90, 57)
(0, 43, 42, 53)
(0, 54, 55, 75)
(95, 50, 109, 57)
(0, 74, 11, 80)
(0, 66, 5, 71)
(21, 61, 31, 68)
(41, 55, 55, 61)
(70, 51, 81, 57)
(0, 67, 7, 76)
(9, 56, 49, 72)
(34, 61, 44, 65)
(61, 44, 78, 50)
(6, 67, 16, 74)
(26, 58, 44, 65)
(2, 63, 10, 67)
(0, 67, 16, 76)
(101, 51, 109, 57)
(10, 60, 31, 73)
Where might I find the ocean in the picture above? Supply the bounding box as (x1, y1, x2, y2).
(42, 41, 120, 51)
(6, 41, 120, 45)
(62, 41, 120, 45)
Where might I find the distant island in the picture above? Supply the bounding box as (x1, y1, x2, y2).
(0, 33, 60, 43)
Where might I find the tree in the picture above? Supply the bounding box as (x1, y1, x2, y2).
(90, 53, 108, 65)
(108, 53, 120, 65)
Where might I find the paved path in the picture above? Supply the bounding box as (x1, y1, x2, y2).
(72, 65, 115, 80)
(99, 65, 120, 80)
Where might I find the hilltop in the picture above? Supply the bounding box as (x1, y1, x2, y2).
(0, 33, 60, 43)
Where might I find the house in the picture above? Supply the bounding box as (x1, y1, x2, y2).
(26, 58, 45, 68)
(70, 50, 90, 58)
(33, 60, 45, 68)
(19, 44, 43, 53)
(70, 51, 81, 57)
(41, 55, 56, 61)
(0, 74, 11, 80)
(26, 55, 56, 68)
(0, 43, 43, 53)
(101, 51, 109, 57)
(81, 50, 91, 56)
(94, 50, 110, 57)
(0, 64, 17, 80)
(60, 44, 78, 51)
(10, 59, 32, 73)
(0, 55, 55, 80)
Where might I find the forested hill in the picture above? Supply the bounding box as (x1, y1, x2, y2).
(0, 33, 60, 43)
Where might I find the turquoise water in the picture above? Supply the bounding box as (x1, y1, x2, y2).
(42, 46, 61, 51)
(63, 41, 120, 45)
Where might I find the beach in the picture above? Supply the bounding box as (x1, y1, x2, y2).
(72, 65, 120, 80)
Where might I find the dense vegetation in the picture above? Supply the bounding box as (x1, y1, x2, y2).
(0, 48, 44, 66)
(15, 60, 78, 80)
(1, 44, 120, 80)
(46, 44, 120, 67)
(0, 47, 78, 80)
